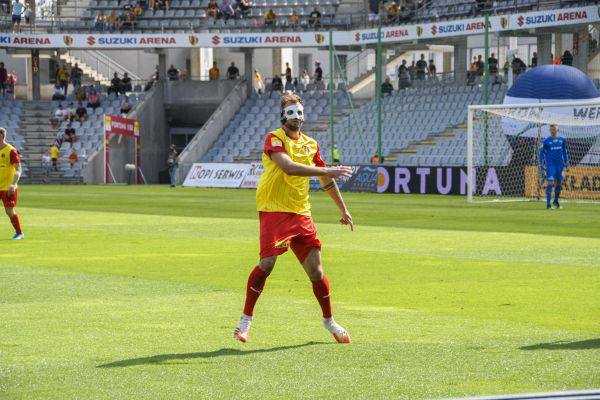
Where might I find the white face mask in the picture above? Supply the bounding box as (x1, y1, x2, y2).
(283, 103, 305, 122)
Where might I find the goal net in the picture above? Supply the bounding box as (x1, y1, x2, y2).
(467, 101, 600, 203)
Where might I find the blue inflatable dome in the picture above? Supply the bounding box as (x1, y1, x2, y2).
(507, 65, 599, 100)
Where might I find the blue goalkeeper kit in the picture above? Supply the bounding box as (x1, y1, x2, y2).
(539, 135, 569, 206)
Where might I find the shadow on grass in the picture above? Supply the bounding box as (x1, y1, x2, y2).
(97, 341, 328, 368)
(520, 338, 600, 351)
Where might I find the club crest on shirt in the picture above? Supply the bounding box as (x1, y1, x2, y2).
(302, 145, 310, 154)
(271, 137, 283, 147)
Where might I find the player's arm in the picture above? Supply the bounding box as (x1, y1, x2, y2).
(270, 152, 351, 179)
(538, 144, 546, 171)
(562, 138, 570, 171)
(9, 150, 21, 196)
(318, 176, 353, 231)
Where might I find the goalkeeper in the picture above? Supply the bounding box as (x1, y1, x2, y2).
(539, 124, 569, 209)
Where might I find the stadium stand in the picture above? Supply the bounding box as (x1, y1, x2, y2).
(69, 0, 347, 31)
(0, 98, 28, 178)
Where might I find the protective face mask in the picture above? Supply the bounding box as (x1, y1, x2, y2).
(282, 103, 305, 122)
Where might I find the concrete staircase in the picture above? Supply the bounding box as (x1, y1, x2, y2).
(18, 101, 83, 184)
(58, 53, 106, 87)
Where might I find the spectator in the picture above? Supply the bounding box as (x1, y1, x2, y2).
(503, 59, 509, 80)
(56, 64, 69, 97)
(488, 52, 499, 83)
(561, 50, 573, 66)
(387, 2, 399, 23)
(86, 90, 100, 109)
(107, 10, 118, 30)
(11, 0, 24, 33)
(398, 65, 411, 89)
(0, 62, 6, 98)
(253, 69, 264, 94)
(292, 77, 299, 92)
(552, 53, 562, 65)
(226, 62, 239, 80)
(22, 1, 31, 25)
(133, 2, 142, 16)
(531, 51, 537, 68)
(313, 61, 323, 83)
(6, 70, 16, 100)
(95, 10, 106, 31)
(408, 60, 416, 81)
(167, 64, 180, 80)
(218, 0, 233, 19)
(283, 62, 292, 83)
(50, 144, 59, 170)
(264, 8, 276, 27)
(148, 0, 156, 10)
(69, 148, 78, 168)
(476, 55, 484, 77)
(122, 0, 133, 12)
(167, 144, 178, 187)
(63, 122, 77, 146)
(70, 63, 83, 91)
(75, 86, 87, 102)
(75, 101, 87, 122)
(270, 74, 283, 97)
(468, 56, 478, 84)
(368, 0, 379, 26)
(51, 82, 66, 101)
(50, 104, 66, 126)
(179, 69, 188, 81)
(121, 72, 132, 92)
(381, 77, 393, 96)
(300, 69, 310, 90)
(289, 9, 298, 27)
(511, 56, 526, 76)
(428, 59, 436, 80)
(237, 0, 250, 17)
(332, 145, 340, 164)
(109, 72, 121, 95)
(65, 102, 76, 122)
(308, 7, 321, 27)
(120, 96, 132, 114)
(42, 151, 51, 180)
(207, 0, 218, 18)
(209, 61, 219, 80)
(118, 10, 131, 31)
(415, 54, 428, 80)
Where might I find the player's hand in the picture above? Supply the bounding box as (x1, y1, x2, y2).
(340, 210, 354, 231)
(8, 185, 15, 198)
(326, 166, 353, 180)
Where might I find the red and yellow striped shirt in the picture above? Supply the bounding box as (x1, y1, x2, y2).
(256, 128, 325, 215)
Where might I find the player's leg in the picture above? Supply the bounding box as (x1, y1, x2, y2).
(2, 190, 23, 239)
(545, 180, 554, 209)
(553, 167, 564, 209)
(234, 256, 276, 343)
(296, 246, 350, 344)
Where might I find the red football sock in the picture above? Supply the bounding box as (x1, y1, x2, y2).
(243, 266, 270, 316)
(10, 214, 22, 234)
(312, 276, 332, 318)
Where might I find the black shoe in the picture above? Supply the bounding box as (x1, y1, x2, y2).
(552, 200, 561, 209)
(546, 204, 552, 210)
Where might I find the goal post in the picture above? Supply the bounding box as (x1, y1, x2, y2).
(467, 100, 600, 203)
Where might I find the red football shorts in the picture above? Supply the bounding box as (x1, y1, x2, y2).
(0, 189, 18, 208)
(259, 211, 322, 263)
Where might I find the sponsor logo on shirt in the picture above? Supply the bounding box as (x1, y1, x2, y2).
(271, 138, 283, 147)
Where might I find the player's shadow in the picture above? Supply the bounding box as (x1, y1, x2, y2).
(520, 338, 600, 351)
(97, 341, 328, 368)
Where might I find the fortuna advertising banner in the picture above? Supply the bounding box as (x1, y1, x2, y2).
(0, 6, 598, 49)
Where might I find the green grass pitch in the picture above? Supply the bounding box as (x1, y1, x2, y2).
(1, 185, 599, 399)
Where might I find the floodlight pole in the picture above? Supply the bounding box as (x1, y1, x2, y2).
(483, 12, 490, 166)
(329, 30, 335, 163)
(376, 22, 382, 164)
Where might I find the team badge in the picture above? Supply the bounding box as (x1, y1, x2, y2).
(500, 17, 508, 29)
(302, 145, 310, 155)
(271, 138, 283, 147)
(274, 239, 290, 249)
(63, 35, 73, 46)
(416, 26, 423, 37)
(188, 35, 198, 45)
(315, 34, 325, 44)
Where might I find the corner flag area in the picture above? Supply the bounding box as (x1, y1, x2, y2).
(1, 186, 598, 399)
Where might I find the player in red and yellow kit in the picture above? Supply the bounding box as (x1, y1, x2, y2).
(234, 94, 353, 344)
(0, 127, 24, 240)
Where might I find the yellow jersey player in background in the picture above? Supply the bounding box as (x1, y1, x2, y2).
(0, 127, 24, 240)
(234, 94, 354, 344)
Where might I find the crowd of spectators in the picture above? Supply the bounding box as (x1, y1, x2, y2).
(94, 0, 144, 31)
(9, 0, 32, 33)
(246, 61, 326, 98)
(206, 0, 250, 20)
